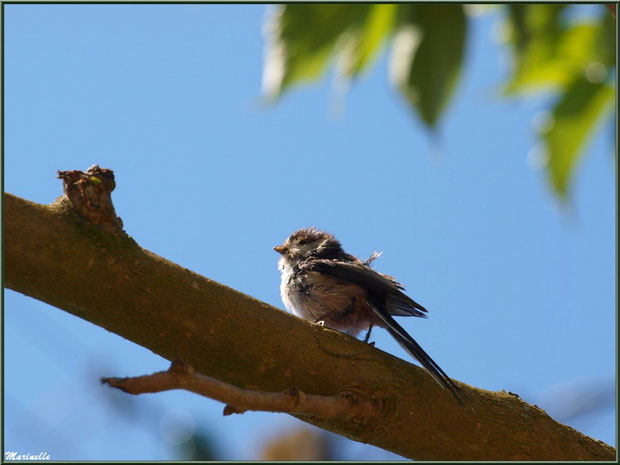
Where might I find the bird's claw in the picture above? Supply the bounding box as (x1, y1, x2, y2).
(313, 319, 325, 327)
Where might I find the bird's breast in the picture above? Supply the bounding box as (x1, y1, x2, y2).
(279, 266, 380, 335)
(279, 265, 307, 316)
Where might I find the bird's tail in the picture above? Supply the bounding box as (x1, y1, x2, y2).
(376, 311, 465, 405)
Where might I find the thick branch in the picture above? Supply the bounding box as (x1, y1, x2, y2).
(4, 188, 615, 460)
(102, 360, 374, 419)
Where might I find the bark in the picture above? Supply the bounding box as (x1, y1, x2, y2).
(3, 175, 615, 460)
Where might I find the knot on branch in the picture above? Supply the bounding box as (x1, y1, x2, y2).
(287, 387, 306, 407)
(169, 359, 195, 376)
(57, 164, 123, 233)
(223, 404, 243, 416)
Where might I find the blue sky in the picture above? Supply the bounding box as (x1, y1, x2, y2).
(3, 4, 616, 460)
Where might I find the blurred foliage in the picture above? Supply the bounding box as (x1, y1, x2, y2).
(170, 427, 220, 460)
(391, 5, 466, 127)
(503, 4, 615, 199)
(262, 5, 394, 95)
(260, 428, 333, 460)
(543, 76, 614, 196)
(262, 4, 616, 201)
(538, 376, 615, 423)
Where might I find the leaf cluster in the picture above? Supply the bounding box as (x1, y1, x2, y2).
(262, 4, 616, 200)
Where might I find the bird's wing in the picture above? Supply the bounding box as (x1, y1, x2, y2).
(374, 310, 465, 405)
(303, 259, 428, 318)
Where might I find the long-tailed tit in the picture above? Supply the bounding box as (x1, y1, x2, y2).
(274, 227, 463, 404)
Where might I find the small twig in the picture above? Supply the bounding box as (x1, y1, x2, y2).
(102, 360, 375, 420)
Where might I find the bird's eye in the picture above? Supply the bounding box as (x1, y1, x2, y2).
(298, 239, 308, 245)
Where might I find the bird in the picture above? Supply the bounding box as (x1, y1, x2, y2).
(274, 227, 464, 404)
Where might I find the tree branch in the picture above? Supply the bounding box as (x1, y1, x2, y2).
(102, 360, 374, 419)
(4, 168, 615, 460)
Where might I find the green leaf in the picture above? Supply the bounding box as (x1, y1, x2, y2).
(390, 5, 467, 128)
(505, 4, 531, 51)
(262, 4, 375, 98)
(543, 76, 615, 198)
(503, 5, 615, 95)
(505, 4, 566, 48)
(596, 11, 616, 67)
(504, 23, 601, 94)
(504, 4, 567, 76)
(523, 4, 567, 37)
(339, 4, 397, 78)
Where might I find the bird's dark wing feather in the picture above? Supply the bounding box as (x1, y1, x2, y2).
(303, 259, 428, 318)
(373, 309, 465, 405)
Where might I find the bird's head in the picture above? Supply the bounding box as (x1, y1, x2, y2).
(274, 227, 344, 263)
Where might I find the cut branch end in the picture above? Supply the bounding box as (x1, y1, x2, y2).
(57, 164, 124, 233)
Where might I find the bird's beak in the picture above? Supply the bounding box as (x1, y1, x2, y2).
(273, 245, 287, 255)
